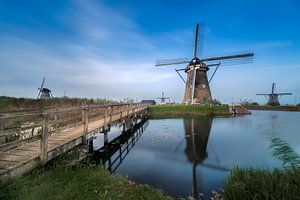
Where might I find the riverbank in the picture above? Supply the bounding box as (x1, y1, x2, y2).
(217, 167, 300, 200)
(147, 104, 230, 118)
(244, 105, 300, 112)
(0, 147, 171, 200)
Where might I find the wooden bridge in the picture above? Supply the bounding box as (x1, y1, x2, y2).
(0, 103, 148, 179)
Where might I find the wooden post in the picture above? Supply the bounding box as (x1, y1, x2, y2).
(120, 105, 123, 120)
(104, 106, 108, 126)
(83, 107, 89, 145)
(104, 131, 108, 144)
(0, 114, 4, 131)
(126, 105, 129, 117)
(83, 107, 89, 134)
(40, 114, 49, 163)
(109, 106, 113, 124)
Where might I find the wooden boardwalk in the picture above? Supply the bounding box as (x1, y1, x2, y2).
(0, 103, 148, 179)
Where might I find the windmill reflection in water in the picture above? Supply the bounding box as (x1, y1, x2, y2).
(182, 118, 229, 198)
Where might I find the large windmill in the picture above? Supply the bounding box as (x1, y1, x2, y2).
(256, 83, 292, 106)
(37, 77, 53, 99)
(156, 91, 170, 104)
(155, 23, 254, 104)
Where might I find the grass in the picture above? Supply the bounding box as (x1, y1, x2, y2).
(270, 137, 300, 168)
(0, 96, 112, 112)
(221, 167, 300, 200)
(215, 137, 300, 200)
(147, 104, 230, 118)
(0, 148, 171, 200)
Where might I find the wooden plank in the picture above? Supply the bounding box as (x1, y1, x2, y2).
(6, 149, 40, 157)
(0, 160, 20, 169)
(0, 152, 34, 162)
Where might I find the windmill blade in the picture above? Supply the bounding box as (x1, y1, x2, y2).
(277, 93, 292, 95)
(201, 53, 254, 66)
(256, 94, 269, 95)
(272, 83, 275, 94)
(155, 58, 190, 66)
(197, 23, 205, 57)
(40, 77, 45, 89)
(193, 23, 199, 58)
(37, 91, 41, 99)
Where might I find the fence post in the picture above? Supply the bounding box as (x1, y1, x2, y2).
(82, 106, 89, 151)
(0, 114, 4, 131)
(109, 106, 113, 124)
(126, 105, 129, 117)
(83, 107, 89, 134)
(120, 105, 123, 120)
(40, 114, 49, 163)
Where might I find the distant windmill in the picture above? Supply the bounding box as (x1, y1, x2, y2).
(256, 83, 292, 106)
(37, 77, 53, 99)
(155, 23, 254, 104)
(156, 92, 170, 104)
(63, 90, 68, 98)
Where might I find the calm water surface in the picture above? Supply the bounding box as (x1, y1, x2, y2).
(91, 110, 300, 199)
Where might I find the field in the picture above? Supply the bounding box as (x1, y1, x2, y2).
(147, 104, 230, 118)
(0, 96, 112, 112)
(244, 104, 300, 112)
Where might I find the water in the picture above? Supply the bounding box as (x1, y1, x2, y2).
(91, 110, 300, 199)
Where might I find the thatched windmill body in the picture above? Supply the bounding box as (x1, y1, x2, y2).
(256, 83, 292, 106)
(156, 23, 254, 104)
(37, 77, 53, 99)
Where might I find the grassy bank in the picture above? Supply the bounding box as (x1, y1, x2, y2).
(244, 104, 300, 112)
(220, 167, 300, 200)
(0, 96, 112, 112)
(147, 104, 230, 118)
(0, 148, 171, 200)
(216, 137, 300, 200)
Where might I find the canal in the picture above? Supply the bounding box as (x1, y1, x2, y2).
(90, 110, 300, 199)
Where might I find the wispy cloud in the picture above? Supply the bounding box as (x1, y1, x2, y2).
(0, 0, 178, 98)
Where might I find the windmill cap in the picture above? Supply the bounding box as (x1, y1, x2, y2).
(41, 88, 51, 92)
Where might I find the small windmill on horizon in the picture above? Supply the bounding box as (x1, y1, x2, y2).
(155, 23, 254, 105)
(37, 77, 53, 99)
(256, 83, 292, 106)
(156, 91, 170, 105)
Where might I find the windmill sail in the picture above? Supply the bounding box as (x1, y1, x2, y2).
(155, 58, 190, 66)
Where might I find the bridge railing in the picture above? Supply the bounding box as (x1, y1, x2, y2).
(0, 103, 149, 156)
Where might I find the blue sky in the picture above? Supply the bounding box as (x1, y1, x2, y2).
(0, 0, 299, 104)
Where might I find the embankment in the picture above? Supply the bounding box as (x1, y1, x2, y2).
(244, 105, 300, 112)
(0, 146, 171, 200)
(147, 104, 230, 118)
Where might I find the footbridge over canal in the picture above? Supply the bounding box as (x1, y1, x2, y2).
(0, 103, 149, 179)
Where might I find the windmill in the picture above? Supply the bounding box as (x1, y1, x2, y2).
(256, 83, 292, 106)
(155, 23, 254, 104)
(156, 91, 170, 104)
(37, 77, 53, 99)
